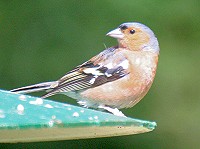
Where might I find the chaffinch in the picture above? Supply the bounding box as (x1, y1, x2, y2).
(11, 22, 160, 117)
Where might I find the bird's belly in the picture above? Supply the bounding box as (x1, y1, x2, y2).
(79, 74, 153, 109)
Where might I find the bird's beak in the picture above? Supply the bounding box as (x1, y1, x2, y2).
(106, 28, 124, 39)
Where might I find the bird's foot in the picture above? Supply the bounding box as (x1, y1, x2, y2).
(98, 105, 126, 117)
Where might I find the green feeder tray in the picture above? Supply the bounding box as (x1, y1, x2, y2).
(0, 90, 156, 143)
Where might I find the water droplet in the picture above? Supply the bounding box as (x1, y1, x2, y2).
(0, 110, 5, 118)
(19, 95, 26, 101)
(17, 104, 24, 114)
(29, 98, 43, 105)
(49, 120, 54, 127)
(88, 117, 93, 120)
(52, 115, 56, 119)
(73, 112, 79, 117)
(67, 107, 72, 110)
(80, 109, 84, 113)
(44, 104, 53, 108)
(94, 116, 98, 120)
(35, 98, 43, 104)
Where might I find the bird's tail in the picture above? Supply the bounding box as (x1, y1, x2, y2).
(10, 81, 56, 94)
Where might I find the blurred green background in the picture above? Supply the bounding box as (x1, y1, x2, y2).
(0, 0, 200, 148)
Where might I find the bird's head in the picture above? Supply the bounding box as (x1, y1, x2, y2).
(106, 22, 159, 53)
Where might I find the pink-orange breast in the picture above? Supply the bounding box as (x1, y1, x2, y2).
(80, 50, 159, 109)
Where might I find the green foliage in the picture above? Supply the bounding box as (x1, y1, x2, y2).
(0, 0, 200, 148)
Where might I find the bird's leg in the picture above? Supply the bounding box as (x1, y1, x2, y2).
(98, 105, 126, 117)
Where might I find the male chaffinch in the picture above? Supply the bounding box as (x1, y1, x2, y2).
(11, 22, 160, 117)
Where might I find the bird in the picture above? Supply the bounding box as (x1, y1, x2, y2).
(11, 22, 160, 117)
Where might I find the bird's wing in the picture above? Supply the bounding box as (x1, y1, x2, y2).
(42, 47, 129, 98)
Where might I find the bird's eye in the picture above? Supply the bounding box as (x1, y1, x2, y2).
(130, 29, 135, 34)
